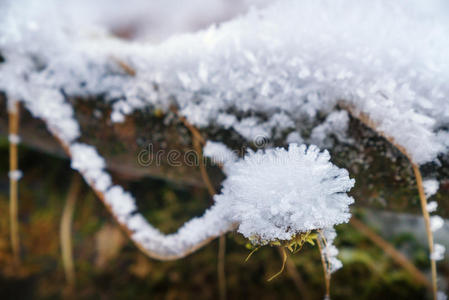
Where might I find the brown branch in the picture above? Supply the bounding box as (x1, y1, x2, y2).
(9, 101, 20, 265)
(411, 165, 437, 296)
(350, 217, 432, 289)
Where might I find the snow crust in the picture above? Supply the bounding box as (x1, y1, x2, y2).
(1, 0, 449, 164)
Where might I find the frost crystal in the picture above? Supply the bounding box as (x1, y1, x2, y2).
(430, 216, 444, 232)
(427, 201, 438, 213)
(322, 227, 343, 273)
(8, 134, 21, 144)
(423, 179, 440, 198)
(214, 144, 355, 243)
(203, 141, 238, 165)
(8, 170, 23, 181)
(1, 0, 449, 165)
(70, 143, 112, 193)
(431, 243, 446, 261)
(438, 291, 448, 300)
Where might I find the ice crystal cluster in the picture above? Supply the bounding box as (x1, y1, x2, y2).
(214, 144, 355, 243)
(1, 0, 449, 164)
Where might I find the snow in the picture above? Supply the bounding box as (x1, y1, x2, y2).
(431, 243, 446, 261)
(430, 216, 444, 232)
(322, 227, 343, 273)
(427, 201, 438, 213)
(70, 143, 112, 193)
(214, 144, 355, 243)
(203, 141, 238, 165)
(423, 179, 440, 198)
(310, 110, 350, 148)
(0, 0, 446, 267)
(8, 134, 21, 144)
(1, 0, 449, 164)
(8, 170, 23, 181)
(438, 291, 448, 300)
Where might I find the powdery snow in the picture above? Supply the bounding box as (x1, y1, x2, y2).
(1, 0, 449, 164)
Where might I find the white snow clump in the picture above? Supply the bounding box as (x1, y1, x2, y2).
(214, 144, 355, 243)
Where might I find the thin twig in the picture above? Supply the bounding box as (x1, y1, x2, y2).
(60, 174, 82, 290)
(317, 232, 331, 299)
(9, 100, 20, 265)
(350, 217, 432, 289)
(343, 103, 438, 299)
(112, 56, 136, 76)
(412, 164, 437, 298)
(218, 235, 227, 300)
(268, 247, 288, 282)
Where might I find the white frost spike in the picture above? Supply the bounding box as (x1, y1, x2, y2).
(203, 141, 238, 166)
(8, 134, 21, 144)
(214, 144, 355, 243)
(430, 215, 444, 232)
(427, 201, 438, 213)
(70, 143, 112, 193)
(8, 170, 23, 181)
(104, 186, 137, 224)
(437, 291, 448, 300)
(430, 243, 446, 261)
(423, 179, 439, 198)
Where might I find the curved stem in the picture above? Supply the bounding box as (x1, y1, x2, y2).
(412, 164, 437, 299)
(268, 247, 287, 282)
(60, 174, 82, 289)
(343, 103, 438, 299)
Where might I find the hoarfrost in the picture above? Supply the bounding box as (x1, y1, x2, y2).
(214, 144, 355, 242)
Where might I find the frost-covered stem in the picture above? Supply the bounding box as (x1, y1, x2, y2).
(54, 135, 234, 260)
(343, 104, 437, 299)
(350, 217, 431, 289)
(317, 235, 330, 299)
(8, 100, 20, 265)
(412, 164, 437, 300)
(60, 174, 81, 289)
